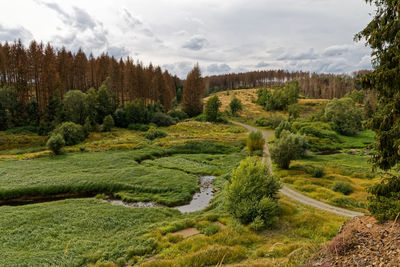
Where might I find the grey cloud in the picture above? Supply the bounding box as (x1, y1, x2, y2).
(0, 24, 33, 41)
(182, 36, 208, 51)
(73, 7, 96, 31)
(322, 45, 351, 57)
(277, 48, 318, 61)
(256, 61, 270, 68)
(107, 46, 130, 58)
(123, 8, 143, 28)
(207, 63, 231, 74)
(163, 61, 194, 78)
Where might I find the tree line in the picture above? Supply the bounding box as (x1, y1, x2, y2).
(0, 40, 180, 124)
(204, 69, 370, 99)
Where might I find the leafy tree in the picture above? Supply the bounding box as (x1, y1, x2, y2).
(52, 122, 85, 146)
(26, 99, 39, 126)
(205, 95, 221, 122)
(270, 130, 307, 169)
(0, 102, 7, 130)
(229, 96, 243, 116)
(125, 99, 151, 124)
(225, 157, 281, 228)
(275, 120, 292, 139)
(47, 133, 65, 155)
(324, 98, 363, 136)
(96, 83, 115, 124)
(86, 87, 98, 125)
(356, 0, 400, 170)
(63, 90, 87, 125)
(182, 64, 205, 117)
(102, 115, 114, 132)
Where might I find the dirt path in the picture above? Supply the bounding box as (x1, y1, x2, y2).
(231, 121, 364, 218)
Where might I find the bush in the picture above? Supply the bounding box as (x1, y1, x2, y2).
(128, 123, 149, 131)
(205, 95, 222, 122)
(270, 130, 308, 169)
(247, 131, 265, 153)
(229, 96, 243, 116)
(331, 181, 354, 195)
(291, 121, 339, 140)
(225, 157, 281, 228)
(324, 98, 363, 136)
(102, 115, 114, 132)
(52, 122, 85, 146)
(255, 115, 285, 129)
(63, 90, 88, 125)
(167, 109, 188, 121)
(199, 223, 220, 236)
(142, 127, 167, 140)
(46, 134, 65, 155)
(368, 175, 400, 222)
(275, 120, 292, 139)
(151, 112, 176, 126)
(312, 167, 325, 178)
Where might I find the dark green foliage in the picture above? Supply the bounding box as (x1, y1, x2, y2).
(292, 121, 339, 140)
(26, 99, 39, 126)
(85, 87, 98, 125)
(256, 80, 300, 111)
(275, 120, 292, 139)
(367, 176, 400, 222)
(288, 103, 300, 120)
(345, 90, 365, 104)
(151, 112, 176, 126)
(331, 182, 354, 195)
(225, 157, 281, 228)
(229, 96, 243, 116)
(52, 122, 85, 146)
(45, 94, 64, 123)
(312, 167, 325, 178)
(247, 131, 265, 153)
(0, 102, 7, 130)
(103, 115, 114, 132)
(124, 99, 152, 125)
(0, 86, 22, 127)
(83, 117, 92, 137)
(128, 124, 150, 131)
(142, 127, 168, 140)
(167, 109, 188, 121)
(167, 140, 242, 154)
(270, 130, 308, 169)
(114, 108, 128, 128)
(255, 114, 285, 129)
(324, 98, 363, 136)
(38, 121, 53, 136)
(63, 90, 88, 125)
(205, 95, 222, 122)
(199, 223, 220, 236)
(46, 133, 65, 155)
(96, 83, 116, 124)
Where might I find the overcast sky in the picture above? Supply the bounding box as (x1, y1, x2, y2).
(0, 0, 374, 78)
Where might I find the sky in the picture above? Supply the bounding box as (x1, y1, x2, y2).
(0, 0, 374, 78)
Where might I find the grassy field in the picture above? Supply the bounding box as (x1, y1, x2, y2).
(277, 153, 379, 212)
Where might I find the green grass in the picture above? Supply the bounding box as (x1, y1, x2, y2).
(0, 149, 198, 205)
(277, 153, 379, 212)
(0, 198, 181, 266)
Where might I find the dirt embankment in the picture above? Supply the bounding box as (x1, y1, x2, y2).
(306, 216, 400, 266)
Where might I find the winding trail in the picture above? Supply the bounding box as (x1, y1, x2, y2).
(231, 121, 364, 218)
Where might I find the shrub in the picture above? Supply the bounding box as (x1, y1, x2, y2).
(291, 121, 339, 140)
(83, 117, 92, 137)
(128, 123, 149, 131)
(46, 134, 65, 155)
(275, 120, 292, 139)
(52, 122, 85, 146)
(229, 96, 243, 116)
(151, 112, 176, 126)
(255, 115, 285, 129)
(142, 127, 167, 140)
(199, 223, 220, 236)
(205, 95, 222, 122)
(367, 175, 400, 222)
(288, 103, 300, 120)
(167, 109, 188, 121)
(225, 157, 281, 228)
(114, 108, 127, 128)
(270, 130, 308, 169)
(312, 167, 325, 178)
(247, 131, 265, 153)
(324, 98, 363, 136)
(331, 181, 354, 195)
(102, 115, 114, 132)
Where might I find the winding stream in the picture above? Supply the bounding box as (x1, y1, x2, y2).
(107, 175, 216, 213)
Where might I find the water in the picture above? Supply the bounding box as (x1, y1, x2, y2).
(175, 175, 215, 213)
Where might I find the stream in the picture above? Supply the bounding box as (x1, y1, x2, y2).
(107, 175, 216, 213)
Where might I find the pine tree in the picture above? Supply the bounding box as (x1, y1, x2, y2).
(182, 64, 205, 117)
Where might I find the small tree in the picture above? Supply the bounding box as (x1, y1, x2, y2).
(63, 90, 88, 125)
(225, 157, 281, 229)
(275, 120, 292, 139)
(47, 134, 65, 155)
(229, 96, 243, 116)
(182, 64, 205, 117)
(205, 95, 221, 122)
(247, 131, 265, 153)
(103, 115, 114, 132)
(53, 122, 85, 146)
(270, 130, 307, 169)
(288, 103, 300, 120)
